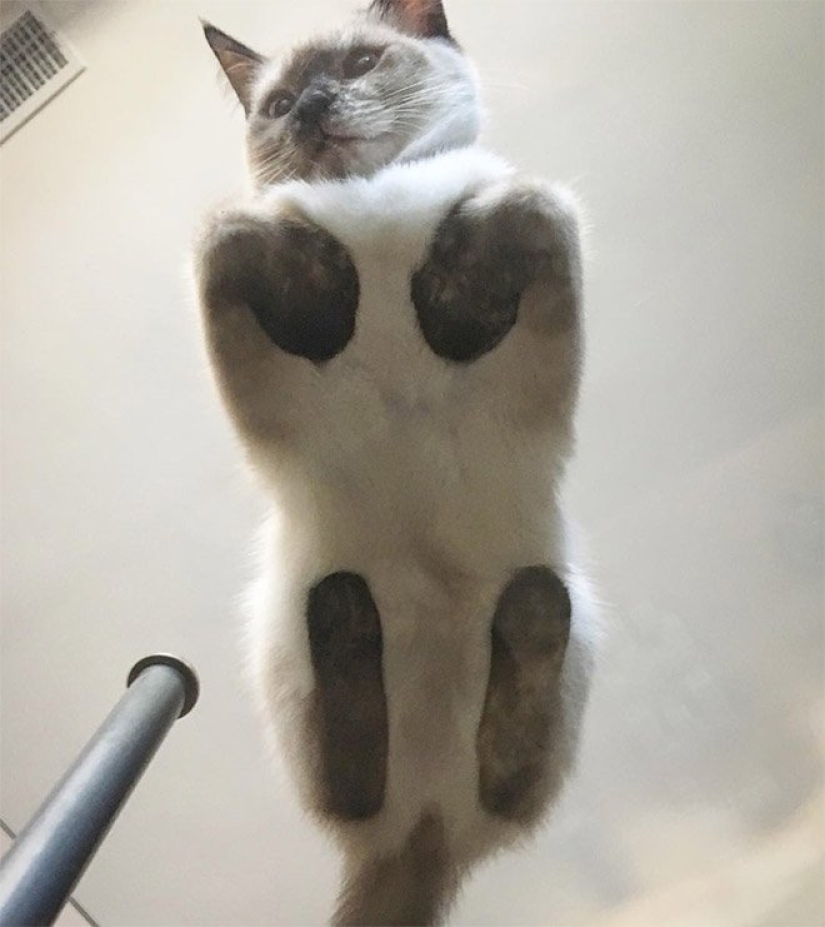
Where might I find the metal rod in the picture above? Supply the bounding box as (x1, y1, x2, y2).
(0, 654, 199, 927)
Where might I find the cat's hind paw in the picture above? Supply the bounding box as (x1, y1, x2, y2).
(307, 572, 389, 821)
(477, 565, 572, 824)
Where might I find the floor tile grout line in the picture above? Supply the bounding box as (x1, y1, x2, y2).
(0, 815, 101, 927)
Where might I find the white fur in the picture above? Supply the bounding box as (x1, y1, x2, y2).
(234, 147, 600, 876)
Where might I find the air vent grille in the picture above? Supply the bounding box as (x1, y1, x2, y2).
(0, 6, 84, 143)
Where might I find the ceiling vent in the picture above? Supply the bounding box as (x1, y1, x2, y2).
(0, 5, 84, 143)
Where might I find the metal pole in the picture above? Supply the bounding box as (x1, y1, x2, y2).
(0, 654, 199, 927)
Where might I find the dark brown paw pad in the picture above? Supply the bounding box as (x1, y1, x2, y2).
(307, 572, 388, 820)
(204, 218, 359, 363)
(411, 185, 578, 364)
(411, 201, 529, 363)
(482, 764, 544, 818)
(477, 565, 572, 821)
(493, 566, 571, 655)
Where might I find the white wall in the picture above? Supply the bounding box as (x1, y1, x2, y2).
(1, 2, 822, 925)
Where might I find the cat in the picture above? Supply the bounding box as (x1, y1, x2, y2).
(195, 1, 598, 923)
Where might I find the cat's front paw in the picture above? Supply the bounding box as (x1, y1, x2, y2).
(197, 207, 359, 363)
(411, 181, 581, 363)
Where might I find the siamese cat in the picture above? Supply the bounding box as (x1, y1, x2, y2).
(196, 1, 597, 922)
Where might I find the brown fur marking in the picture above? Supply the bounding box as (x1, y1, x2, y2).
(477, 565, 571, 822)
(411, 185, 579, 363)
(201, 213, 358, 364)
(307, 572, 388, 821)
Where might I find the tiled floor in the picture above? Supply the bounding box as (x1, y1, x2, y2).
(1, 1, 822, 924)
(0, 830, 91, 926)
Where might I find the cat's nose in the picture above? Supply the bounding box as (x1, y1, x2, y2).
(295, 84, 335, 127)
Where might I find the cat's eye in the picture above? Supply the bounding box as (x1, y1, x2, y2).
(266, 92, 295, 119)
(343, 48, 381, 79)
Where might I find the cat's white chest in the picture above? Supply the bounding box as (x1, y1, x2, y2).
(273, 149, 512, 377)
(251, 148, 559, 581)
(285, 149, 509, 403)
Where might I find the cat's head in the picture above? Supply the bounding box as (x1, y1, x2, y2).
(204, 0, 482, 187)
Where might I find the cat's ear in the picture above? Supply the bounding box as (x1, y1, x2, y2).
(202, 22, 265, 113)
(368, 0, 454, 42)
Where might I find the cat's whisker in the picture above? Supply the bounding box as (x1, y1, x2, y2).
(386, 85, 459, 105)
(379, 79, 461, 103)
(253, 148, 301, 188)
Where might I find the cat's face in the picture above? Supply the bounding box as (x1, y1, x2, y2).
(205, 0, 481, 187)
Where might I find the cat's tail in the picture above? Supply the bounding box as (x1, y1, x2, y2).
(333, 811, 458, 926)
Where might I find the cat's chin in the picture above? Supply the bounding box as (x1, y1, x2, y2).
(302, 133, 401, 181)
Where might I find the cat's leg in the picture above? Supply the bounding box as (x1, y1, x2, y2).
(414, 186, 588, 819)
(411, 181, 582, 427)
(194, 205, 359, 439)
(306, 572, 389, 821)
(476, 566, 573, 824)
